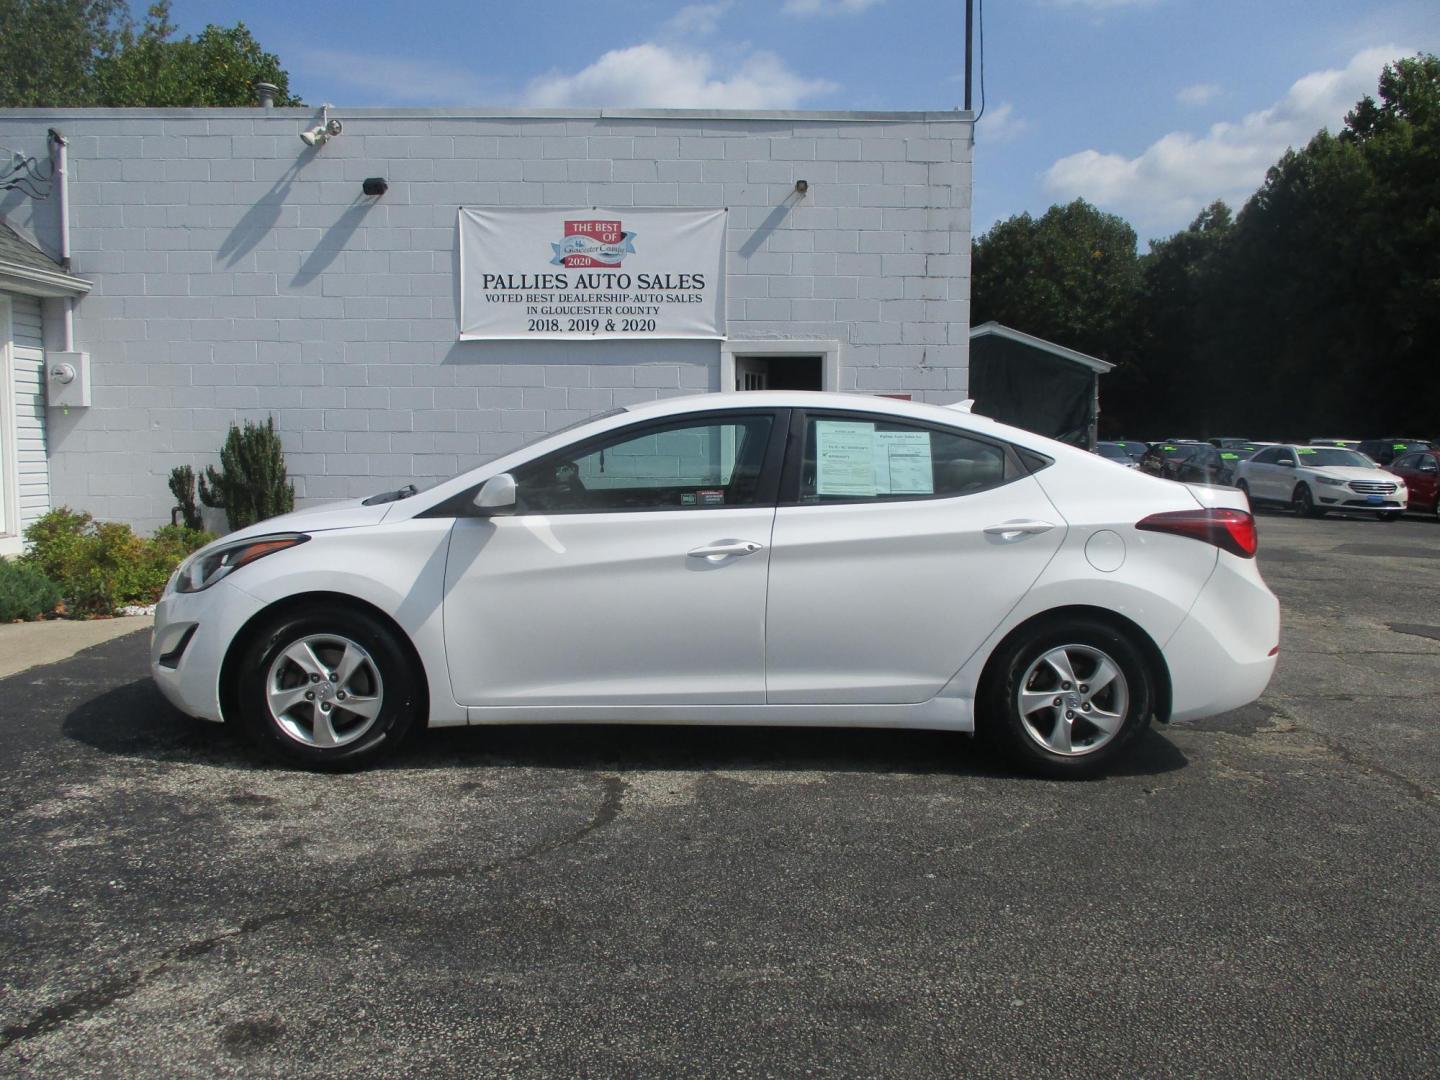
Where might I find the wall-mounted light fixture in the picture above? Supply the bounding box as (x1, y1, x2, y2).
(362, 177, 388, 197)
(300, 105, 342, 147)
(794, 179, 809, 195)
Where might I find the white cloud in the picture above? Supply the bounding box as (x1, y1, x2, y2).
(524, 43, 836, 109)
(1176, 82, 1221, 107)
(1042, 45, 1407, 231)
(296, 49, 493, 105)
(977, 102, 1029, 143)
(667, 2, 731, 37)
(782, 0, 884, 16)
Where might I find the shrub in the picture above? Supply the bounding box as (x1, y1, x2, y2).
(168, 465, 203, 530)
(0, 558, 62, 622)
(199, 416, 294, 531)
(21, 508, 215, 616)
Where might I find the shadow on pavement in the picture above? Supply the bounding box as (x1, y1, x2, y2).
(62, 677, 1189, 781)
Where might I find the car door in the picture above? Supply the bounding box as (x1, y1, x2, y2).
(1394, 452, 1437, 510)
(442, 409, 786, 706)
(1250, 446, 1290, 501)
(763, 410, 1065, 704)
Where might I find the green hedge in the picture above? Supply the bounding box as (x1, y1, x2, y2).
(21, 508, 214, 616)
(0, 558, 62, 622)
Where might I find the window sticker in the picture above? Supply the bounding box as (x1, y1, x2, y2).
(874, 430, 934, 494)
(815, 421, 878, 496)
(697, 489, 725, 506)
(1298, 448, 1317, 455)
(680, 493, 697, 506)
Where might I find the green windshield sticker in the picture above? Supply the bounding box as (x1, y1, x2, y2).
(1220, 452, 1239, 459)
(1163, 445, 1176, 451)
(1298, 448, 1317, 454)
(1394, 443, 1408, 450)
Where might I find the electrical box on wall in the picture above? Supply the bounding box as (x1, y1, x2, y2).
(46, 351, 91, 408)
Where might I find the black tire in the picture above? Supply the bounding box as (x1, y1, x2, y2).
(235, 604, 422, 770)
(1236, 479, 1252, 506)
(981, 617, 1154, 780)
(1432, 491, 1440, 521)
(1293, 484, 1324, 518)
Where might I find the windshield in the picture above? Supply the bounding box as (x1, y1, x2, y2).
(1097, 444, 1130, 460)
(1296, 448, 1372, 468)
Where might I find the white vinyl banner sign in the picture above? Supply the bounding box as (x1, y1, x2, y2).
(458, 207, 726, 340)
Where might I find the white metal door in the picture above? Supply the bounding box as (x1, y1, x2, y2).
(443, 508, 774, 706)
(764, 477, 1065, 705)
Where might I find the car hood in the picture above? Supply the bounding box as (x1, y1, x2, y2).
(1307, 466, 1401, 483)
(220, 499, 394, 543)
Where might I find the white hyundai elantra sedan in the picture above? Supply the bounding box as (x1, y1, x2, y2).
(152, 392, 1279, 778)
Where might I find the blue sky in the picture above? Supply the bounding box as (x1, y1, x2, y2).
(169, 0, 1438, 243)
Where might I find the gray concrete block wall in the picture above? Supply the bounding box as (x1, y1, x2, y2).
(0, 107, 972, 529)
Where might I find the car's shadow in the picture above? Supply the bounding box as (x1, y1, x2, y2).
(62, 678, 1190, 781)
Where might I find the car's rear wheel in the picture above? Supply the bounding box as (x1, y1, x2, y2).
(982, 618, 1153, 779)
(1293, 484, 1324, 518)
(236, 605, 422, 770)
(1236, 479, 1252, 505)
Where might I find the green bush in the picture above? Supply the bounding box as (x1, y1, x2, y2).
(0, 558, 62, 622)
(21, 508, 214, 616)
(199, 416, 295, 531)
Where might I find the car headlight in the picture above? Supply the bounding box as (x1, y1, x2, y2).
(173, 533, 310, 594)
(1316, 476, 1346, 487)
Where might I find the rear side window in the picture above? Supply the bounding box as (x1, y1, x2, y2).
(795, 415, 1013, 504)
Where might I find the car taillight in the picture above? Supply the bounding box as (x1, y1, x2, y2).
(1135, 507, 1258, 558)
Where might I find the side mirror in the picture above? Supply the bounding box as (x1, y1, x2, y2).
(1279, 460, 1295, 468)
(473, 473, 517, 515)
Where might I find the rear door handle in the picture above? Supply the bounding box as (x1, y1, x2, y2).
(983, 520, 1056, 539)
(687, 539, 765, 560)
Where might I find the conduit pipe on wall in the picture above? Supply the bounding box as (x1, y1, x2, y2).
(48, 128, 74, 351)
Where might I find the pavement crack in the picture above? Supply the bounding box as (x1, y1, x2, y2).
(0, 774, 626, 1056)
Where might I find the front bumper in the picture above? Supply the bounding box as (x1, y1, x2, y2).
(150, 580, 266, 723)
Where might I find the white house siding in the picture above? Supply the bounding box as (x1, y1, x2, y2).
(0, 107, 973, 530)
(1, 292, 51, 539)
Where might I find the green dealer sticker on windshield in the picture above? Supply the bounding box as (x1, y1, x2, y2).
(1298, 448, 1317, 454)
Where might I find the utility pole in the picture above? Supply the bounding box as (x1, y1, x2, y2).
(964, 0, 974, 111)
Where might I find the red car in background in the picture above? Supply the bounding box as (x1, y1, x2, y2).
(1387, 449, 1440, 519)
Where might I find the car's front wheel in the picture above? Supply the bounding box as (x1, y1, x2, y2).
(235, 604, 422, 770)
(982, 618, 1154, 779)
(1293, 484, 1324, 518)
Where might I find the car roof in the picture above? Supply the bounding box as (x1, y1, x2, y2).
(620, 391, 1042, 446)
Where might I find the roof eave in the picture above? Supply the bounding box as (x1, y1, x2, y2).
(0, 261, 92, 298)
(969, 321, 1115, 373)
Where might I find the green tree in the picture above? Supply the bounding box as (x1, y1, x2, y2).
(972, 199, 1146, 430)
(95, 3, 302, 107)
(0, 0, 129, 107)
(0, 0, 300, 108)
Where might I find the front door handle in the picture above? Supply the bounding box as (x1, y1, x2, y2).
(687, 539, 765, 560)
(983, 520, 1056, 539)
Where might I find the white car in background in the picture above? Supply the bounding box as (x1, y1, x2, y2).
(1234, 444, 1407, 519)
(151, 392, 1279, 780)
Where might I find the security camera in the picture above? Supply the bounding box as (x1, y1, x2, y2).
(299, 118, 343, 147)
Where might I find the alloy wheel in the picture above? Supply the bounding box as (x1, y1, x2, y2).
(1016, 644, 1130, 757)
(265, 634, 385, 749)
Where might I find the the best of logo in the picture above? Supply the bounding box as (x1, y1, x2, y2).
(551, 219, 637, 268)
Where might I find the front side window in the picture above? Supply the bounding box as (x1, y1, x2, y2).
(1252, 447, 1283, 465)
(796, 415, 1010, 503)
(512, 414, 775, 513)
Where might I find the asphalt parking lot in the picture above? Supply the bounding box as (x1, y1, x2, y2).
(3, 509, 1438, 1078)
